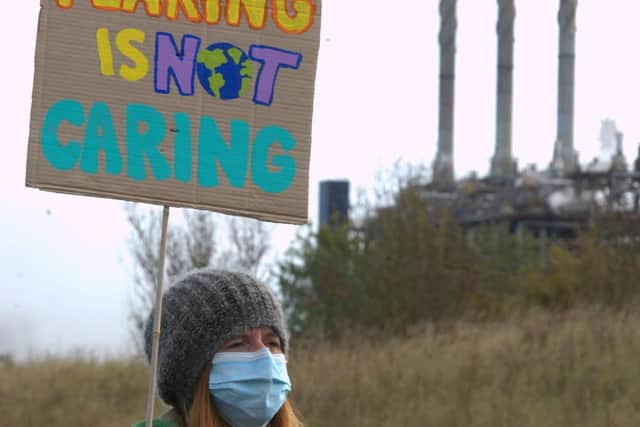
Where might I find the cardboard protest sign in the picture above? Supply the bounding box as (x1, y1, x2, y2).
(26, 0, 322, 224)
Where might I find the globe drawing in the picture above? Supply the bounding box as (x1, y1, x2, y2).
(196, 43, 253, 100)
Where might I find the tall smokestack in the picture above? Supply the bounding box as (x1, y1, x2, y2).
(551, 0, 579, 175)
(490, 0, 517, 180)
(432, 0, 457, 190)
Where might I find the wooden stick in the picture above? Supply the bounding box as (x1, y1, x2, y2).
(145, 205, 171, 427)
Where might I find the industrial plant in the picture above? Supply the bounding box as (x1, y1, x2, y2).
(427, 0, 640, 239)
(321, 0, 640, 240)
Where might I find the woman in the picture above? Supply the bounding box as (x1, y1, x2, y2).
(132, 269, 302, 427)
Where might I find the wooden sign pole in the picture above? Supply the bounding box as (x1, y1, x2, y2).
(145, 205, 171, 427)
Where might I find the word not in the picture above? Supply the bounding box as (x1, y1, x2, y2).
(56, 0, 316, 35)
(96, 28, 302, 106)
(41, 99, 297, 193)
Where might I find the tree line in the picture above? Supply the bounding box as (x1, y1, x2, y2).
(126, 168, 640, 346)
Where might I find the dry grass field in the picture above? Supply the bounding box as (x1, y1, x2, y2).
(2, 305, 640, 427)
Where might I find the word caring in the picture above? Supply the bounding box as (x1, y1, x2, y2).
(42, 99, 297, 193)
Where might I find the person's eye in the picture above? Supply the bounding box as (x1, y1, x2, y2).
(225, 340, 243, 349)
(268, 340, 281, 349)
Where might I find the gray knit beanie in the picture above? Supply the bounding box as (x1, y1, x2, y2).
(144, 269, 289, 411)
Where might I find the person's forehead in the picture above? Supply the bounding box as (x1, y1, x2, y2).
(238, 327, 279, 337)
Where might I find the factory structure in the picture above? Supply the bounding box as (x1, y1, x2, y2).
(320, 0, 640, 239)
(427, 0, 640, 239)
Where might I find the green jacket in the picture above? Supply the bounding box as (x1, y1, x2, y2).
(131, 408, 184, 427)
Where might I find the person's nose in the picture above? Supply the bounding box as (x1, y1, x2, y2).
(246, 333, 267, 352)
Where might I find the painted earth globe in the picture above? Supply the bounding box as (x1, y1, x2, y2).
(196, 42, 253, 100)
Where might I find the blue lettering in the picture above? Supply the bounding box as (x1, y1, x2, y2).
(198, 117, 249, 188)
(173, 112, 192, 183)
(40, 100, 299, 195)
(251, 125, 296, 193)
(80, 102, 122, 175)
(41, 99, 84, 171)
(125, 104, 170, 181)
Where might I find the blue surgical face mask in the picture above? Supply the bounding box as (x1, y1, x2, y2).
(208, 347, 292, 427)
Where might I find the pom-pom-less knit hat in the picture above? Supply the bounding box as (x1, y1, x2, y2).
(144, 269, 289, 412)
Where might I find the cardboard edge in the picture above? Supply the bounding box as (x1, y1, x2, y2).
(24, 182, 309, 225)
(25, 2, 49, 188)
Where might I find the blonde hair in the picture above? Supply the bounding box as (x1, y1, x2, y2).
(185, 362, 302, 427)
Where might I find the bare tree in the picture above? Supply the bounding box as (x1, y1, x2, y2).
(125, 203, 163, 354)
(220, 217, 272, 280)
(184, 209, 216, 271)
(125, 203, 272, 353)
(165, 226, 189, 282)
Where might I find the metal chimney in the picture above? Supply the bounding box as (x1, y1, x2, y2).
(551, 0, 579, 175)
(490, 0, 517, 180)
(432, 0, 457, 190)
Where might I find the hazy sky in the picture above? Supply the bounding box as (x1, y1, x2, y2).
(2, 1, 640, 359)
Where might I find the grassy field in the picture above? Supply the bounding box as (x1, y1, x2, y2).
(2, 305, 640, 427)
